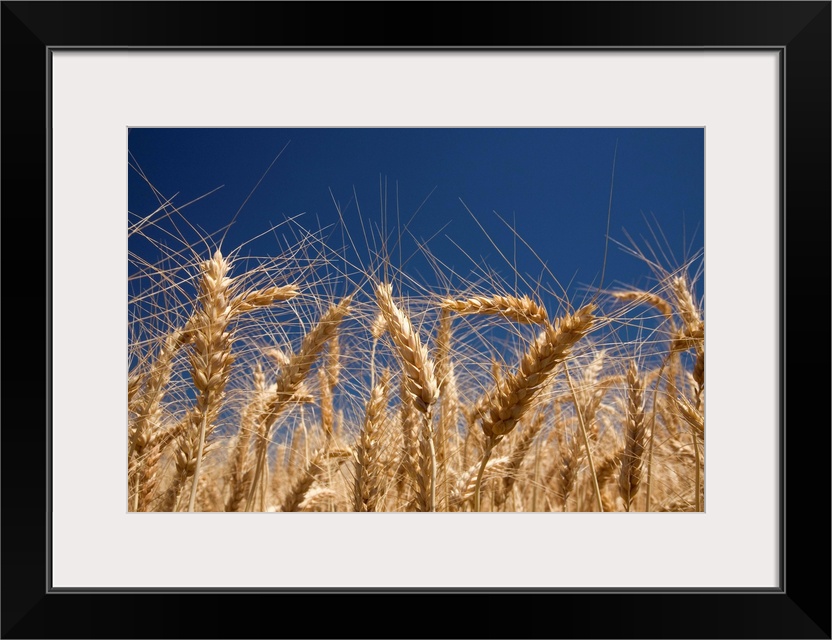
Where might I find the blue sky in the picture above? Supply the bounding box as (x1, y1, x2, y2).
(128, 128, 703, 306)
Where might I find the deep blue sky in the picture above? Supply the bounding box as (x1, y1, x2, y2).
(128, 128, 703, 305)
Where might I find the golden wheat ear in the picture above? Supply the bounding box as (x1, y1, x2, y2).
(440, 294, 548, 325)
(374, 282, 442, 511)
(480, 304, 596, 441)
(246, 294, 353, 510)
(174, 250, 236, 512)
(618, 360, 646, 512)
(375, 282, 438, 413)
(473, 304, 596, 511)
(354, 371, 391, 512)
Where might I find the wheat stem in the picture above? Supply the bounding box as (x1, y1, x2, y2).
(565, 364, 603, 512)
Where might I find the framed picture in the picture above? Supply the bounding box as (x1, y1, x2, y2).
(3, 2, 828, 638)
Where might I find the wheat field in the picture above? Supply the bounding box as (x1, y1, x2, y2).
(128, 166, 704, 514)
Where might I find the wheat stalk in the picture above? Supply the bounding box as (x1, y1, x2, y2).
(230, 284, 299, 313)
(495, 411, 545, 508)
(618, 360, 646, 511)
(449, 456, 510, 511)
(181, 251, 236, 512)
(354, 372, 390, 512)
(225, 362, 265, 512)
(441, 294, 548, 325)
(246, 295, 353, 510)
(473, 304, 596, 510)
(375, 283, 438, 414)
(375, 282, 439, 510)
(480, 304, 596, 441)
(280, 447, 351, 512)
(612, 290, 674, 320)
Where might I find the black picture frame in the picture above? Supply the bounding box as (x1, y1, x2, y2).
(2, 2, 829, 638)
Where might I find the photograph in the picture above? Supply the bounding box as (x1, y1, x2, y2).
(128, 127, 705, 513)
